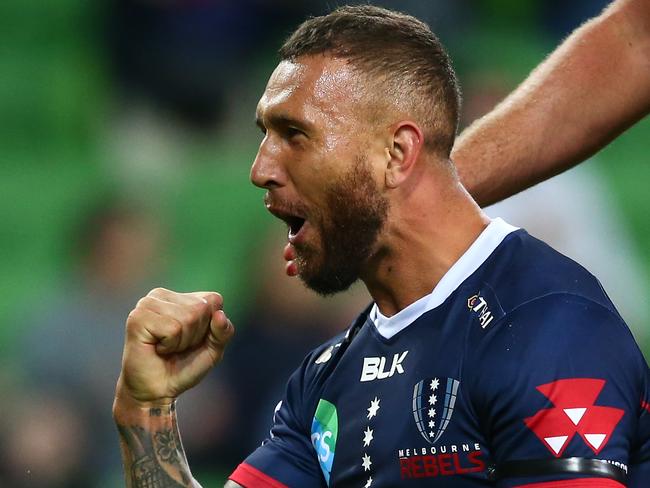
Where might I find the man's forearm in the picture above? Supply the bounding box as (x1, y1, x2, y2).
(114, 399, 201, 488)
(453, 0, 650, 206)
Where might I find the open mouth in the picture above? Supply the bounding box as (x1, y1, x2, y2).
(286, 216, 306, 239)
(265, 203, 308, 241)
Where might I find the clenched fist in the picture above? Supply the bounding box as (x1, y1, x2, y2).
(115, 287, 235, 407)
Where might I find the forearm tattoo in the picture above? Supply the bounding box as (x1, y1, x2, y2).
(116, 404, 194, 488)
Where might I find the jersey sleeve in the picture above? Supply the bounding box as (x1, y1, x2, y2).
(228, 354, 326, 488)
(628, 389, 650, 485)
(465, 293, 650, 488)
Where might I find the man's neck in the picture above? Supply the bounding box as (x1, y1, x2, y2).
(362, 178, 489, 317)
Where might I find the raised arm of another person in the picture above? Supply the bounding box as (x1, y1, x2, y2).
(452, 0, 650, 206)
(112, 287, 242, 488)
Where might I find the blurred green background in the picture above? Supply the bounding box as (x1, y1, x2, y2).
(0, 0, 647, 486)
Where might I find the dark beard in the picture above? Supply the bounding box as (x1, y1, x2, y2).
(295, 156, 389, 295)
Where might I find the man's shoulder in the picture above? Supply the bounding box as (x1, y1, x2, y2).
(467, 231, 642, 373)
(459, 228, 632, 354)
(481, 228, 619, 318)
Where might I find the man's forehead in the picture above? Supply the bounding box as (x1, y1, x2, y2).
(256, 56, 365, 117)
(258, 60, 309, 109)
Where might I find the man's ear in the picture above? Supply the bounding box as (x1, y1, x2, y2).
(385, 121, 424, 188)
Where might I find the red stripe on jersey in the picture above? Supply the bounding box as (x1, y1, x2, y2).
(641, 399, 650, 414)
(514, 478, 624, 488)
(229, 462, 289, 488)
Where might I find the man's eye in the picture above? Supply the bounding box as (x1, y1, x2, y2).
(286, 127, 305, 139)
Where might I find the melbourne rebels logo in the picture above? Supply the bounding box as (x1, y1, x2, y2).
(524, 378, 624, 456)
(412, 377, 460, 444)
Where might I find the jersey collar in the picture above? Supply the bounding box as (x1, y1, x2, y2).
(370, 217, 518, 339)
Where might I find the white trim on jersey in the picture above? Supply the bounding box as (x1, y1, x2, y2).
(370, 217, 519, 339)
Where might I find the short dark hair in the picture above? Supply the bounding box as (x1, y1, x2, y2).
(280, 5, 461, 156)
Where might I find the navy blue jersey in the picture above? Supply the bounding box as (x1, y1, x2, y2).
(230, 219, 650, 487)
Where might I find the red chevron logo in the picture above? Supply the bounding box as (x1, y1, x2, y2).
(524, 379, 624, 457)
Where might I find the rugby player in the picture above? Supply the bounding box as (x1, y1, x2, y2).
(113, 5, 650, 487)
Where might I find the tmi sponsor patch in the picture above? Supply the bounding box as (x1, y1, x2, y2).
(467, 285, 504, 329)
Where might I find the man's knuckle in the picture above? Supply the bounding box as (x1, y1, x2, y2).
(148, 287, 168, 297)
(190, 301, 209, 321)
(168, 318, 183, 337)
(126, 309, 144, 331)
(176, 310, 193, 328)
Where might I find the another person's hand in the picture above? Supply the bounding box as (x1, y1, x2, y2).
(115, 287, 234, 407)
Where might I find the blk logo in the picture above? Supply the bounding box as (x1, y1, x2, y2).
(360, 351, 409, 382)
(524, 378, 624, 457)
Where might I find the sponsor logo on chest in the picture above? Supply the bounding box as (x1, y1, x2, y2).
(360, 351, 409, 382)
(467, 294, 494, 328)
(311, 399, 339, 486)
(399, 375, 486, 480)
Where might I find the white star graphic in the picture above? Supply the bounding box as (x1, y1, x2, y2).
(363, 426, 374, 447)
(430, 378, 439, 391)
(429, 430, 435, 437)
(428, 420, 435, 428)
(367, 397, 381, 420)
(362, 453, 372, 471)
(364, 476, 373, 487)
(428, 394, 437, 405)
(428, 408, 435, 418)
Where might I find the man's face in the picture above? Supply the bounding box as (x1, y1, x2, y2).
(251, 56, 389, 295)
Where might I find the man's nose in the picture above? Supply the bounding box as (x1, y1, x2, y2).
(250, 137, 285, 189)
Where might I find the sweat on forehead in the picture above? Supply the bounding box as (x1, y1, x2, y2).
(258, 56, 377, 127)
